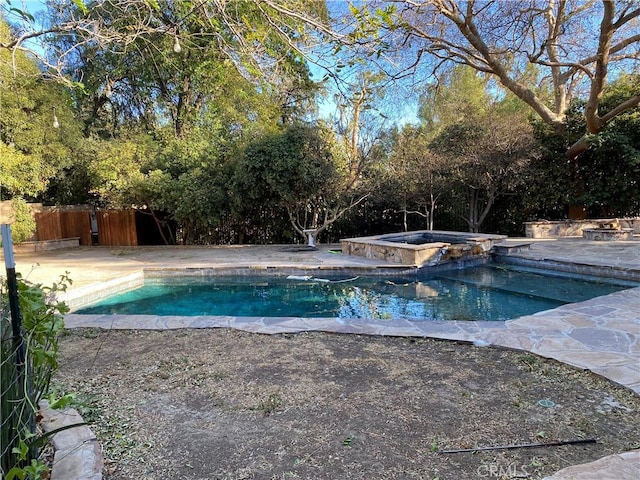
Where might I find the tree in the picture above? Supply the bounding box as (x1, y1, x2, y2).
(418, 65, 491, 136)
(29, 0, 322, 141)
(1, 0, 335, 84)
(0, 1, 337, 245)
(430, 106, 539, 232)
(147, 136, 235, 245)
(234, 123, 368, 244)
(56, 1, 326, 140)
(577, 74, 640, 216)
(1, 0, 332, 172)
(386, 125, 448, 230)
(77, 131, 235, 245)
(382, 66, 493, 232)
(349, 0, 640, 160)
(0, 18, 81, 201)
(329, 69, 389, 212)
(529, 73, 640, 218)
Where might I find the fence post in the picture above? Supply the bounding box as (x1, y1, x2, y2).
(1, 224, 37, 461)
(1, 225, 25, 373)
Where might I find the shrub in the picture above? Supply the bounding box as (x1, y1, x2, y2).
(1, 273, 70, 478)
(9, 198, 36, 244)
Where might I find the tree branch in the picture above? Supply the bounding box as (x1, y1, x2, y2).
(585, 0, 615, 133)
(600, 94, 640, 124)
(613, 6, 640, 28)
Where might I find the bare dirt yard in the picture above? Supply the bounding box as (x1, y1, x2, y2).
(53, 328, 640, 480)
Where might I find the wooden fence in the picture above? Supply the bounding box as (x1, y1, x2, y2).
(96, 210, 138, 246)
(34, 211, 64, 242)
(34, 208, 138, 246)
(35, 210, 92, 246)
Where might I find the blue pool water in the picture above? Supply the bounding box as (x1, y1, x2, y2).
(76, 264, 637, 321)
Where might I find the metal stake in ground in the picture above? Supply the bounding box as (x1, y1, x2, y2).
(439, 438, 597, 454)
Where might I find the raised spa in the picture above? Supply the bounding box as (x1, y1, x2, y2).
(341, 230, 507, 267)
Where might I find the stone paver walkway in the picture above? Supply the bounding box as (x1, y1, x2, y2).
(4, 237, 640, 479)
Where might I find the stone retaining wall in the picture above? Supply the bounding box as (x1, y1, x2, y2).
(12, 237, 80, 253)
(524, 218, 640, 238)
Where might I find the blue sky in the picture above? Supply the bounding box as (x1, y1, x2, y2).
(3, 0, 47, 18)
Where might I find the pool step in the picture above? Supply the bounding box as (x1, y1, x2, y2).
(492, 242, 532, 254)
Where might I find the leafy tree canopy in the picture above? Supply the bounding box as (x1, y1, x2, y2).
(234, 122, 368, 242)
(530, 73, 640, 218)
(0, 18, 82, 200)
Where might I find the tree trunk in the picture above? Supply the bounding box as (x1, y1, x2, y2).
(149, 209, 172, 245)
(402, 196, 408, 232)
(428, 190, 436, 230)
(468, 188, 479, 233)
(567, 94, 640, 160)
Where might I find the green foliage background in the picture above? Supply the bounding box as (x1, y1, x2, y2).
(0, 4, 638, 242)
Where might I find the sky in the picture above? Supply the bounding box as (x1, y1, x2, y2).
(312, 1, 422, 125)
(2, 0, 47, 19)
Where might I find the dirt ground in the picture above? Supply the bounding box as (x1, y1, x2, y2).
(53, 328, 640, 480)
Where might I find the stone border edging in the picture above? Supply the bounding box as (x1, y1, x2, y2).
(39, 400, 103, 480)
(542, 450, 640, 480)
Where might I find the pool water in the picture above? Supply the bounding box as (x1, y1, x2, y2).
(75, 264, 637, 321)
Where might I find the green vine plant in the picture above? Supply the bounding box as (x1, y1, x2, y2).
(1, 272, 75, 479)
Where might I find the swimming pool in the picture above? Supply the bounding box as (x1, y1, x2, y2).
(75, 264, 637, 321)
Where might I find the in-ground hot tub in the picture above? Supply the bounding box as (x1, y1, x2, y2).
(341, 230, 507, 267)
